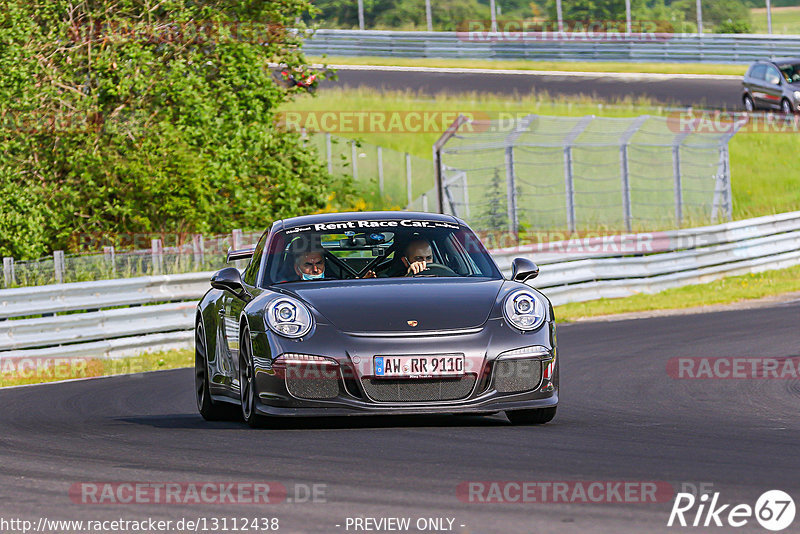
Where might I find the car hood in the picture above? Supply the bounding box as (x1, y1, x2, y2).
(285, 278, 505, 333)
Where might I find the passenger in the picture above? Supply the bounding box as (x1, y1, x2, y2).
(294, 250, 325, 280)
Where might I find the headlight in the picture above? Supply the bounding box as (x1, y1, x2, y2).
(266, 297, 313, 338)
(794, 91, 800, 101)
(503, 289, 546, 331)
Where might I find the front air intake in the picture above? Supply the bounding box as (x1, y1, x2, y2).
(493, 359, 542, 393)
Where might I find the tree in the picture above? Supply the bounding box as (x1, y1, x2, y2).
(0, 0, 351, 258)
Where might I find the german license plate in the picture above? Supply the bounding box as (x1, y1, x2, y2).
(373, 354, 465, 378)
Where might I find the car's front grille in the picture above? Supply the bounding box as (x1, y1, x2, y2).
(361, 375, 476, 403)
(493, 359, 542, 393)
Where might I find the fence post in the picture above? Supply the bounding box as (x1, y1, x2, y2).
(377, 146, 384, 196)
(3, 257, 14, 288)
(620, 144, 633, 232)
(618, 116, 647, 233)
(406, 152, 412, 208)
(422, 193, 428, 212)
(103, 246, 116, 276)
(502, 115, 535, 237)
(151, 239, 163, 275)
(232, 228, 244, 269)
(351, 140, 358, 180)
(563, 147, 576, 233)
(723, 145, 733, 221)
(192, 234, 205, 269)
(232, 229, 243, 250)
(505, 146, 518, 236)
(326, 133, 332, 174)
(561, 116, 594, 233)
(672, 146, 683, 227)
(54, 250, 65, 284)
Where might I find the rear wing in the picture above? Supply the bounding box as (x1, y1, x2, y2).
(227, 245, 256, 263)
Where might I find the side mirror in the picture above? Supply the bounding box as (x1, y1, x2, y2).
(211, 267, 252, 301)
(511, 257, 539, 283)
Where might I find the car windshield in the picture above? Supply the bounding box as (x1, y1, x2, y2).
(262, 218, 502, 284)
(779, 64, 800, 83)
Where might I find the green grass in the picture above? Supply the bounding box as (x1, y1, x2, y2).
(282, 88, 800, 222)
(751, 6, 800, 34)
(0, 348, 192, 387)
(554, 264, 800, 321)
(311, 56, 746, 76)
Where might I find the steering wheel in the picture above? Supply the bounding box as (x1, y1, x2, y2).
(409, 262, 457, 277)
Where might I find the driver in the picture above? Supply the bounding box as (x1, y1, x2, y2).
(402, 239, 434, 276)
(377, 239, 434, 277)
(294, 250, 325, 280)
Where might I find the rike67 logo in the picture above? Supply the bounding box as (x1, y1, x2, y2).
(668, 490, 795, 531)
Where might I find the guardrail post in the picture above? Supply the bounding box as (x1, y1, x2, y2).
(326, 133, 332, 174)
(192, 234, 204, 269)
(103, 246, 116, 276)
(3, 257, 14, 288)
(406, 152, 412, 208)
(54, 250, 65, 284)
(151, 239, 163, 275)
(377, 146, 384, 196)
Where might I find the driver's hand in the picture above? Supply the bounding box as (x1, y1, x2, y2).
(362, 270, 376, 279)
(406, 261, 427, 276)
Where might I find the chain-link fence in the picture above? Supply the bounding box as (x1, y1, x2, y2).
(308, 133, 435, 210)
(1, 231, 262, 289)
(436, 114, 742, 234)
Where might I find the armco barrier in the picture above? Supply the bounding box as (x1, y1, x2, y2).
(303, 30, 800, 64)
(0, 211, 798, 361)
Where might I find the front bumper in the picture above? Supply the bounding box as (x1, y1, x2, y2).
(248, 318, 559, 417)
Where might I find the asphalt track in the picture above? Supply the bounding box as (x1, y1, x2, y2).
(325, 67, 743, 109)
(2, 300, 799, 533)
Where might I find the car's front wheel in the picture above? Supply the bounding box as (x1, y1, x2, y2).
(781, 98, 794, 115)
(743, 95, 755, 112)
(239, 325, 266, 428)
(506, 407, 557, 425)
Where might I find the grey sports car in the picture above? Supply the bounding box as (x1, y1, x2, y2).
(195, 211, 558, 426)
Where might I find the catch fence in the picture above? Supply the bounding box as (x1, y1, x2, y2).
(435, 114, 743, 234)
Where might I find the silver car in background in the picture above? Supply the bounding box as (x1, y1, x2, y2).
(742, 58, 800, 114)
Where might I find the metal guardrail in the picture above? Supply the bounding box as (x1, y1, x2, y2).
(304, 29, 800, 63)
(1, 211, 798, 360)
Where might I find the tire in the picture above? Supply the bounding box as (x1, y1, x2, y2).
(781, 99, 794, 115)
(239, 325, 266, 428)
(506, 407, 557, 425)
(743, 95, 755, 112)
(195, 321, 233, 421)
